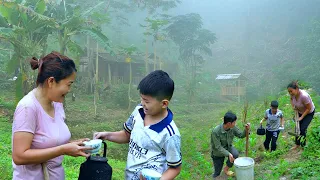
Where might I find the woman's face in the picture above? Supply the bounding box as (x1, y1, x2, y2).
(287, 87, 299, 97)
(48, 72, 76, 103)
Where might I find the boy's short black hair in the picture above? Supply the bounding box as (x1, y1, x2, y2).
(271, 100, 279, 108)
(137, 70, 174, 101)
(223, 111, 237, 124)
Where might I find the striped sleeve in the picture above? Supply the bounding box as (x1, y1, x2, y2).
(264, 110, 268, 119)
(163, 135, 182, 168)
(123, 114, 134, 133)
(123, 106, 140, 133)
(279, 110, 283, 118)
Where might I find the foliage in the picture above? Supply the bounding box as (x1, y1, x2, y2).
(0, 0, 58, 101)
(173, 71, 221, 104)
(132, 0, 181, 14)
(271, 18, 320, 93)
(0, 116, 13, 180)
(1, 85, 320, 179)
(46, 0, 111, 55)
(117, 44, 139, 57)
(104, 84, 139, 109)
(166, 13, 216, 101)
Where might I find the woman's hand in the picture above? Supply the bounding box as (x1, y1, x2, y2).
(61, 141, 92, 157)
(69, 138, 90, 143)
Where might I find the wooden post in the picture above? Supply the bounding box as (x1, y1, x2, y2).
(108, 63, 111, 84)
(238, 79, 241, 102)
(94, 42, 99, 117)
(145, 13, 150, 75)
(154, 41, 156, 70)
(246, 128, 249, 157)
(243, 101, 249, 156)
(159, 57, 162, 70)
(127, 61, 132, 112)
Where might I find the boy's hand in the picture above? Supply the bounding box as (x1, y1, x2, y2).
(93, 132, 109, 140)
(140, 173, 146, 180)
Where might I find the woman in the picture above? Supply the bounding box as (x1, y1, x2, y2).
(12, 52, 91, 180)
(287, 81, 315, 150)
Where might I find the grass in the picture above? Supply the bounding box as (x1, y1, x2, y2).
(0, 88, 320, 180)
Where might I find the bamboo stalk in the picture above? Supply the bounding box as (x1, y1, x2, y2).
(243, 101, 249, 157)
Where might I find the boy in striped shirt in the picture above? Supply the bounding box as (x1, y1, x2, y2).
(94, 70, 182, 180)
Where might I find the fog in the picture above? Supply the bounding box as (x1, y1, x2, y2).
(1, 0, 320, 101)
(109, 0, 319, 100)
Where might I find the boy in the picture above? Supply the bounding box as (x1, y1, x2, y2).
(94, 70, 182, 180)
(211, 111, 250, 178)
(260, 100, 284, 151)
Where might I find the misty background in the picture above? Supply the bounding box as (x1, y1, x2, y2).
(1, 0, 320, 102)
(113, 0, 320, 99)
(1, 1, 320, 179)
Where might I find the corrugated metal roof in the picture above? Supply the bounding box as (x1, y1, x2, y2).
(216, 74, 242, 80)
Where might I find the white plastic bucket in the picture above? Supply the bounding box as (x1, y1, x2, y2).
(234, 157, 254, 180)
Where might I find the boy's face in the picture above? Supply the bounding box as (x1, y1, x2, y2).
(140, 94, 168, 116)
(271, 107, 278, 114)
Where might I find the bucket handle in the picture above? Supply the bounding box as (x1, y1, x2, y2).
(102, 141, 107, 158)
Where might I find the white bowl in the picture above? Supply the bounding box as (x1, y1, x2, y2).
(83, 139, 102, 154)
(141, 169, 162, 180)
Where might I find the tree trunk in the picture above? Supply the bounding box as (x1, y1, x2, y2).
(127, 61, 132, 112)
(154, 41, 157, 70)
(108, 63, 112, 85)
(145, 13, 150, 75)
(59, 29, 67, 55)
(145, 36, 149, 75)
(94, 42, 99, 117)
(86, 36, 92, 93)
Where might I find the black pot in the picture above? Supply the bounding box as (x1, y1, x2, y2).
(78, 141, 112, 180)
(257, 124, 266, 135)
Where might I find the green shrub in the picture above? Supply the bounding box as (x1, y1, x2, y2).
(103, 84, 139, 109)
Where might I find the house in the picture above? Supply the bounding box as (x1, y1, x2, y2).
(215, 74, 247, 101)
(78, 51, 178, 87)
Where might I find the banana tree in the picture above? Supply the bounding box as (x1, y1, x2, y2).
(47, 0, 111, 56)
(142, 16, 169, 70)
(0, 0, 111, 104)
(117, 44, 139, 112)
(166, 13, 217, 101)
(132, 0, 180, 75)
(132, 0, 181, 13)
(46, 0, 112, 109)
(0, 0, 58, 103)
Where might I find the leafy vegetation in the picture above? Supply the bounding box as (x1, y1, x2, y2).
(1, 87, 319, 179)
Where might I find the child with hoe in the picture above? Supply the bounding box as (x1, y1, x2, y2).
(260, 100, 284, 152)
